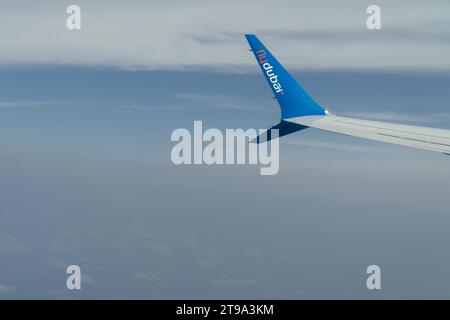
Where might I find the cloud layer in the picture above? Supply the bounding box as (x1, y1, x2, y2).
(1, 0, 449, 70)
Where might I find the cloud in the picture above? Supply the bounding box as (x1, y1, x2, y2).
(132, 272, 163, 286)
(118, 105, 160, 113)
(0, 101, 56, 108)
(46, 257, 67, 269)
(82, 274, 95, 285)
(198, 260, 214, 269)
(118, 92, 275, 113)
(0, 233, 31, 256)
(174, 93, 273, 112)
(132, 272, 160, 281)
(0, 284, 15, 295)
(257, 28, 450, 44)
(213, 278, 256, 287)
(123, 225, 171, 256)
(0, 0, 449, 70)
(0, 100, 99, 108)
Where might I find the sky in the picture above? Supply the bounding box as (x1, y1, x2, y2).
(0, 1, 450, 299)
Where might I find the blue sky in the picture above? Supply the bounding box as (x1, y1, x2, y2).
(1, 1, 450, 299)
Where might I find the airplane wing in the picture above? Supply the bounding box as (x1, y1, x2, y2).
(245, 34, 450, 155)
(289, 115, 450, 155)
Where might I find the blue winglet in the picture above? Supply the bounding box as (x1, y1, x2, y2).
(245, 34, 326, 120)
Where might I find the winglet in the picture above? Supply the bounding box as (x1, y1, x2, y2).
(245, 34, 326, 120)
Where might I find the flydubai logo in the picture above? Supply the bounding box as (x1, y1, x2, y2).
(255, 49, 284, 95)
(170, 121, 279, 176)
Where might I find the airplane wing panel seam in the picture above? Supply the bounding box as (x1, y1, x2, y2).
(334, 119, 450, 141)
(377, 133, 450, 148)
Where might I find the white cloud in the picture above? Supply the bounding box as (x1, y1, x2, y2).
(133, 272, 159, 281)
(0, 0, 449, 70)
(46, 257, 67, 269)
(0, 233, 31, 256)
(175, 93, 273, 112)
(82, 274, 95, 284)
(0, 284, 16, 295)
(0, 101, 56, 108)
(123, 225, 171, 256)
(213, 278, 256, 287)
(132, 272, 163, 286)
